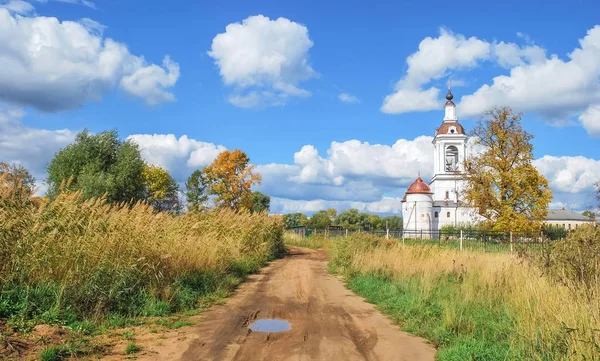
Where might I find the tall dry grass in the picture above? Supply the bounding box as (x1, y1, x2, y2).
(328, 233, 600, 360)
(0, 179, 284, 324)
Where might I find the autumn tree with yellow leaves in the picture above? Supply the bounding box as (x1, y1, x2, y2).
(462, 107, 552, 233)
(143, 165, 181, 213)
(202, 150, 261, 211)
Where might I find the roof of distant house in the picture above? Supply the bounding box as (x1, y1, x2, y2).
(545, 209, 594, 222)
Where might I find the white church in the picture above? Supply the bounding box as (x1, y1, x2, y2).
(401, 87, 481, 234)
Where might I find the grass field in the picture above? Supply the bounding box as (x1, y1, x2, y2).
(1, 188, 284, 358)
(322, 233, 600, 361)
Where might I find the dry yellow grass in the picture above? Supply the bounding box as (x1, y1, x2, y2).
(0, 181, 284, 320)
(328, 234, 600, 360)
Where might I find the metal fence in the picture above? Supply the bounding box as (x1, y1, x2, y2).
(291, 227, 554, 254)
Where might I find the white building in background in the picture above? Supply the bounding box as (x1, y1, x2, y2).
(401, 87, 481, 234)
(400, 88, 596, 235)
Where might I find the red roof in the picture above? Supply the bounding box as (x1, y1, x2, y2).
(436, 122, 465, 135)
(406, 176, 433, 194)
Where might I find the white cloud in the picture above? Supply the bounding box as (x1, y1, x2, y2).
(0, 9, 179, 111)
(579, 105, 600, 136)
(339, 93, 359, 103)
(120, 56, 180, 105)
(381, 27, 600, 134)
(0, 104, 76, 192)
(208, 15, 316, 108)
(127, 134, 226, 180)
(0, 0, 34, 14)
(381, 28, 491, 114)
(534, 155, 600, 194)
(460, 25, 600, 131)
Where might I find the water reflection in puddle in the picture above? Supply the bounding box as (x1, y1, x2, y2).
(249, 319, 291, 332)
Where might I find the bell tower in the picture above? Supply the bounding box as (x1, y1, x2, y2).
(430, 86, 468, 203)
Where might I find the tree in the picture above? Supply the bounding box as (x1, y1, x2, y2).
(307, 210, 332, 229)
(202, 150, 261, 211)
(582, 210, 596, 220)
(185, 169, 209, 213)
(326, 208, 337, 220)
(143, 165, 180, 213)
(462, 107, 553, 233)
(250, 191, 270, 214)
(282, 213, 308, 229)
(382, 215, 403, 230)
(333, 208, 369, 230)
(0, 162, 36, 200)
(46, 130, 146, 204)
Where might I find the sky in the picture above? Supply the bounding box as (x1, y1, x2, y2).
(1, 0, 600, 214)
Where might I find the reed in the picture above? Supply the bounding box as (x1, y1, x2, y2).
(0, 181, 284, 327)
(328, 233, 600, 360)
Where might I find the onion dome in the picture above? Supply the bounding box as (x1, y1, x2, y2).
(406, 176, 433, 194)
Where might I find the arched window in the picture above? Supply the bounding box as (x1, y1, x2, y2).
(434, 211, 439, 218)
(445, 191, 449, 199)
(445, 145, 459, 172)
(447, 212, 451, 218)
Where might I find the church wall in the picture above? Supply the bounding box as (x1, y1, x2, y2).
(402, 194, 433, 232)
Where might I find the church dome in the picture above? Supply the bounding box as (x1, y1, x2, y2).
(436, 122, 465, 135)
(406, 176, 433, 194)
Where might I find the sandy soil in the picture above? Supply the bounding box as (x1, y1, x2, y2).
(119, 246, 436, 361)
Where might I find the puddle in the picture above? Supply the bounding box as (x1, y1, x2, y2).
(248, 319, 291, 332)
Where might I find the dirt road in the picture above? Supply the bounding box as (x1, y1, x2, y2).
(137, 246, 436, 361)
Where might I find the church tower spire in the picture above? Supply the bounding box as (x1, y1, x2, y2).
(443, 84, 457, 122)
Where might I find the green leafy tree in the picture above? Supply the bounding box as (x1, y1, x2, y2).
(185, 170, 209, 212)
(462, 107, 553, 233)
(282, 213, 308, 229)
(382, 215, 403, 230)
(326, 208, 337, 220)
(46, 130, 146, 204)
(582, 210, 596, 221)
(307, 210, 332, 229)
(250, 191, 270, 213)
(334, 208, 369, 230)
(143, 165, 180, 213)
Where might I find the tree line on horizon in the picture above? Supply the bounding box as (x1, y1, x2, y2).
(1, 129, 269, 215)
(282, 209, 403, 231)
(1, 107, 599, 232)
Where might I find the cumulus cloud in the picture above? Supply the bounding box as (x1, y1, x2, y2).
(533, 155, 600, 210)
(127, 134, 227, 180)
(208, 15, 316, 108)
(0, 9, 179, 111)
(381, 26, 598, 133)
(579, 105, 600, 136)
(339, 93, 359, 103)
(381, 28, 491, 114)
(120, 56, 180, 105)
(460, 25, 600, 132)
(0, 104, 76, 192)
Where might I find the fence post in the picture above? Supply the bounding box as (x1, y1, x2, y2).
(386, 228, 389, 239)
(345, 229, 348, 237)
(460, 230, 463, 251)
(510, 231, 513, 253)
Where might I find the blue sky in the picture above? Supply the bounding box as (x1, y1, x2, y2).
(1, 0, 600, 214)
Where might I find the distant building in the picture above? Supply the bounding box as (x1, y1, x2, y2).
(544, 209, 595, 231)
(400, 87, 594, 235)
(401, 87, 483, 234)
